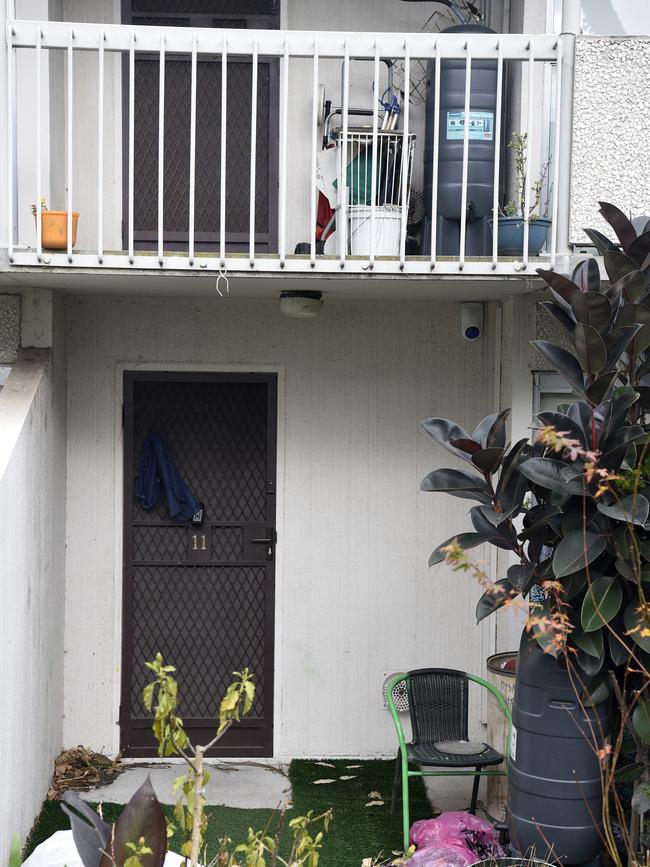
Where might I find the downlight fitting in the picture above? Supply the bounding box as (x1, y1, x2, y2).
(279, 291, 323, 318)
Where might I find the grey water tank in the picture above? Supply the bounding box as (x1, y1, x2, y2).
(422, 24, 498, 256)
(509, 633, 610, 865)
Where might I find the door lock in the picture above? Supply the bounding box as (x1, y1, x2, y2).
(250, 528, 275, 560)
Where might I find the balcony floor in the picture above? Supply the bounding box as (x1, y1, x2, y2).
(1, 250, 571, 300)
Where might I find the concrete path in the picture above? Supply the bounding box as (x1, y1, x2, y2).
(77, 761, 292, 809)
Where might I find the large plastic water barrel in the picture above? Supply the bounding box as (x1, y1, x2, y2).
(509, 633, 610, 865)
(422, 24, 498, 255)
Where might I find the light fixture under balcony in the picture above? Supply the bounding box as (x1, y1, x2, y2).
(279, 291, 323, 318)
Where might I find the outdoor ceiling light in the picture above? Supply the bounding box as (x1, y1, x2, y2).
(279, 291, 323, 318)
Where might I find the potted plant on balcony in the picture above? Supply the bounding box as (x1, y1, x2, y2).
(420, 202, 650, 864)
(488, 132, 551, 256)
(31, 198, 79, 250)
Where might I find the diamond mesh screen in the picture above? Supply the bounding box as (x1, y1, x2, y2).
(132, 380, 268, 522)
(130, 565, 266, 719)
(124, 377, 274, 750)
(133, 58, 271, 237)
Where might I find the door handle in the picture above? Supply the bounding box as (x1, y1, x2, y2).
(250, 528, 275, 560)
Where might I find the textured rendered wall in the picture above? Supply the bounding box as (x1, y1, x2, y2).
(64, 297, 498, 758)
(0, 295, 20, 363)
(0, 336, 67, 859)
(570, 36, 650, 244)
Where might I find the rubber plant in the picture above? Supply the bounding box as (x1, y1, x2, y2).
(61, 776, 167, 867)
(421, 202, 650, 859)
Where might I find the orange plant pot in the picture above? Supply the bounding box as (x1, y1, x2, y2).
(35, 210, 79, 249)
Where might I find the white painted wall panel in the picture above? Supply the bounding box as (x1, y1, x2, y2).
(0, 331, 66, 858)
(65, 296, 497, 757)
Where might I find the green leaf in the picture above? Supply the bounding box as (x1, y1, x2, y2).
(572, 626, 604, 657)
(531, 340, 585, 395)
(624, 602, 650, 652)
(597, 494, 649, 526)
(428, 532, 490, 567)
(553, 531, 607, 578)
(615, 762, 644, 782)
(563, 569, 588, 600)
(632, 786, 650, 815)
(632, 700, 650, 746)
(609, 630, 633, 666)
(581, 575, 622, 631)
(570, 291, 611, 333)
(476, 580, 515, 623)
(581, 672, 613, 707)
(8, 836, 21, 867)
(574, 323, 607, 375)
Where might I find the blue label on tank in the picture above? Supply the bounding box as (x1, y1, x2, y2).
(446, 110, 494, 141)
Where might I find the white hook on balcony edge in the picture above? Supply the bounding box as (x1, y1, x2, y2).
(216, 268, 229, 297)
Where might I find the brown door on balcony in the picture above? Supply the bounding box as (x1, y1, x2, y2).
(120, 372, 277, 756)
(122, 1, 279, 254)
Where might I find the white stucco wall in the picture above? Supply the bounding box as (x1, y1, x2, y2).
(0, 332, 67, 858)
(64, 296, 501, 758)
(570, 36, 650, 244)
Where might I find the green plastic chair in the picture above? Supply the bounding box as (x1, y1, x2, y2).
(386, 668, 512, 852)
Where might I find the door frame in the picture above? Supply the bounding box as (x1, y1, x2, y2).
(112, 362, 285, 758)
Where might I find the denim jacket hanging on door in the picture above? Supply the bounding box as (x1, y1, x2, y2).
(135, 432, 203, 523)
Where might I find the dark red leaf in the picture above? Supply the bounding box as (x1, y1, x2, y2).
(599, 201, 637, 250)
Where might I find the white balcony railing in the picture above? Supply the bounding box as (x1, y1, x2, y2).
(5, 20, 568, 276)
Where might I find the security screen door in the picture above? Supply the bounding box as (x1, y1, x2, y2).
(120, 372, 277, 756)
(122, 0, 278, 254)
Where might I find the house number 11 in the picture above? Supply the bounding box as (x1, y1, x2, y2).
(192, 534, 207, 551)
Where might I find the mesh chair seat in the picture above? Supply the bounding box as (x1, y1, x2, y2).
(407, 740, 503, 767)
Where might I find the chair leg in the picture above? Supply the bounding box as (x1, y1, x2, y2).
(469, 766, 480, 815)
(390, 751, 401, 816)
(401, 758, 410, 853)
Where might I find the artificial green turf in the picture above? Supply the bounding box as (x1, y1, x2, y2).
(24, 759, 433, 866)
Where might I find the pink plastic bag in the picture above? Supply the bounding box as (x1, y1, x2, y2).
(406, 843, 476, 866)
(409, 811, 506, 865)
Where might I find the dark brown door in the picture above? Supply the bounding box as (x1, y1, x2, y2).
(122, 1, 279, 254)
(121, 372, 277, 756)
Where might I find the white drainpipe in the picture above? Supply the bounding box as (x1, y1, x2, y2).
(556, 0, 580, 259)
